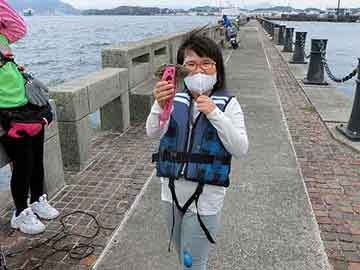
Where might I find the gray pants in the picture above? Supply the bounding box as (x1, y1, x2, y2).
(161, 201, 221, 270)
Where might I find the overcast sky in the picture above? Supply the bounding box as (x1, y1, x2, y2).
(62, 0, 360, 10)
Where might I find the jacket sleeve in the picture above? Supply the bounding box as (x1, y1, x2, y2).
(0, 0, 27, 44)
(206, 97, 249, 158)
(146, 101, 170, 139)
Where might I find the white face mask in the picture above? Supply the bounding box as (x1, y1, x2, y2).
(184, 73, 217, 95)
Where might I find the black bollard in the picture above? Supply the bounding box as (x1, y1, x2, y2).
(290, 32, 308, 64)
(283, 28, 294, 52)
(268, 21, 273, 35)
(272, 23, 280, 37)
(336, 59, 360, 141)
(263, 20, 268, 32)
(270, 23, 277, 37)
(278, 25, 286, 45)
(266, 21, 271, 34)
(273, 27, 281, 45)
(269, 22, 273, 36)
(303, 39, 328, 85)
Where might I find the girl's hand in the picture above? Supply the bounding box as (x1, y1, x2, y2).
(153, 81, 175, 109)
(196, 95, 216, 115)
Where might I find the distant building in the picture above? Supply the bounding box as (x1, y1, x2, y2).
(326, 8, 352, 17)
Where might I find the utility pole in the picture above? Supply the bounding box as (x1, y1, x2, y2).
(337, 0, 341, 21)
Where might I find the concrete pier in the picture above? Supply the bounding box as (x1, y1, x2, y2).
(94, 22, 330, 270)
(2, 19, 360, 270)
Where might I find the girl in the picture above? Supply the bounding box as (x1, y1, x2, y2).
(147, 34, 248, 269)
(0, 0, 59, 235)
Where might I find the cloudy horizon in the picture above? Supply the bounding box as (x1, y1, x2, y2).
(61, 0, 360, 10)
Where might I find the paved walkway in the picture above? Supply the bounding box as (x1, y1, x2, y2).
(0, 124, 158, 270)
(4, 21, 357, 270)
(261, 26, 360, 270)
(93, 22, 329, 270)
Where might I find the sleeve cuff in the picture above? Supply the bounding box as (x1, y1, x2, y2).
(151, 101, 164, 114)
(206, 107, 223, 120)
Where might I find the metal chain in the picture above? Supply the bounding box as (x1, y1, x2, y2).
(299, 35, 306, 49)
(319, 41, 358, 83)
(294, 35, 311, 58)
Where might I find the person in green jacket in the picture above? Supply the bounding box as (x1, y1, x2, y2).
(0, 0, 59, 235)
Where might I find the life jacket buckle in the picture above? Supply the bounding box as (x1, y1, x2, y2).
(169, 151, 177, 160)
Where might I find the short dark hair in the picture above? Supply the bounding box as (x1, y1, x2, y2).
(177, 34, 226, 92)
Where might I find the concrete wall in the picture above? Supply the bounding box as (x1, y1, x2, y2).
(50, 68, 130, 171)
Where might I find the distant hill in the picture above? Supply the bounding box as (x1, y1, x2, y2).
(303, 8, 323, 13)
(244, 2, 273, 10)
(252, 6, 296, 12)
(8, 0, 80, 15)
(82, 6, 183, 15)
(83, 5, 251, 16)
(188, 6, 221, 13)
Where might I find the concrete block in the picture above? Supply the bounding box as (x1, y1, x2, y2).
(87, 68, 128, 112)
(57, 116, 92, 170)
(102, 48, 129, 68)
(130, 63, 152, 89)
(130, 94, 154, 123)
(44, 100, 59, 141)
(152, 43, 170, 70)
(102, 45, 151, 69)
(130, 79, 157, 122)
(169, 36, 185, 64)
(101, 91, 130, 132)
(102, 46, 153, 90)
(50, 81, 90, 122)
(153, 49, 171, 72)
(44, 133, 65, 197)
(153, 55, 169, 70)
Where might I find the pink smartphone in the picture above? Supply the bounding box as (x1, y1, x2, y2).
(158, 65, 176, 128)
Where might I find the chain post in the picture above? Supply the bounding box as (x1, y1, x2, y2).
(273, 27, 281, 45)
(283, 28, 294, 52)
(337, 59, 360, 141)
(278, 25, 286, 45)
(303, 39, 328, 85)
(290, 32, 308, 64)
(272, 23, 280, 37)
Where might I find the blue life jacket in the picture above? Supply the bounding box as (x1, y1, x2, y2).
(153, 89, 233, 187)
(152, 89, 234, 246)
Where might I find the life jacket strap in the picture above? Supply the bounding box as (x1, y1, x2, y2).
(167, 178, 216, 245)
(195, 196, 216, 244)
(152, 151, 231, 165)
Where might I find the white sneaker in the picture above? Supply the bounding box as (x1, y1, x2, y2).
(31, 194, 59, 220)
(11, 208, 46, 235)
